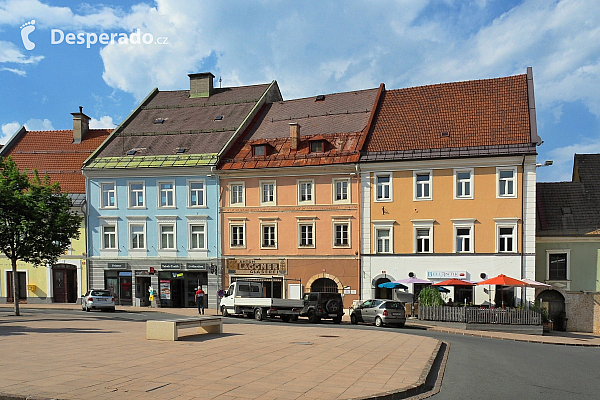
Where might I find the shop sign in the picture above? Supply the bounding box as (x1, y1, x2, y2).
(108, 262, 128, 269)
(427, 271, 468, 280)
(135, 270, 151, 276)
(160, 280, 171, 299)
(186, 263, 208, 270)
(227, 259, 287, 275)
(161, 263, 181, 270)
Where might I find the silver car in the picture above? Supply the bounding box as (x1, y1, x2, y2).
(350, 299, 406, 327)
(82, 289, 115, 312)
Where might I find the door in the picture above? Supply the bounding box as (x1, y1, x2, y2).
(119, 276, 132, 306)
(6, 271, 27, 303)
(360, 300, 374, 323)
(136, 277, 151, 306)
(53, 269, 67, 303)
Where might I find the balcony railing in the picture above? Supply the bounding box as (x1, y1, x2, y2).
(419, 306, 542, 325)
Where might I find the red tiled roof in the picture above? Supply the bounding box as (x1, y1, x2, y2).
(4, 129, 110, 193)
(364, 74, 532, 153)
(220, 87, 381, 170)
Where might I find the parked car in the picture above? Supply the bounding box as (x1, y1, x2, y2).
(300, 292, 344, 324)
(350, 299, 406, 327)
(82, 290, 115, 312)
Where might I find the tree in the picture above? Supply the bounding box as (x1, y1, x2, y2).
(418, 286, 444, 306)
(0, 157, 82, 316)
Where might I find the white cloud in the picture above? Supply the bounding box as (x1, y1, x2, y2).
(0, 66, 25, 76)
(0, 40, 44, 64)
(89, 115, 115, 129)
(1, 121, 20, 144)
(23, 118, 53, 131)
(545, 138, 600, 182)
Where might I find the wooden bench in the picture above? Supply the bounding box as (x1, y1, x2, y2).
(147, 317, 223, 341)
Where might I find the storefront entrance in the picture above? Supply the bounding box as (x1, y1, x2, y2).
(159, 271, 208, 308)
(374, 277, 393, 299)
(105, 270, 133, 306)
(6, 271, 26, 303)
(53, 265, 77, 303)
(135, 276, 151, 307)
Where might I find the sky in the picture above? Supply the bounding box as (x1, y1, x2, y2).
(1, 0, 600, 182)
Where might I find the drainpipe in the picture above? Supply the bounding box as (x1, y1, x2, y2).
(521, 155, 526, 305)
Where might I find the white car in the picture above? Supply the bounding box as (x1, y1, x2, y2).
(82, 290, 115, 312)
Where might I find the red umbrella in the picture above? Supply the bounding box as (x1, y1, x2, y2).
(476, 274, 527, 308)
(433, 279, 475, 286)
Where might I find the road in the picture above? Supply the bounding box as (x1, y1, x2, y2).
(2, 308, 599, 399)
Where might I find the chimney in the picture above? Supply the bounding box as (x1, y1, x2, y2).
(289, 122, 300, 151)
(188, 72, 215, 98)
(71, 106, 90, 144)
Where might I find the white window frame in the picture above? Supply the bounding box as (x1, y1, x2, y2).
(260, 180, 277, 206)
(99, 217, 119, 252)
(413, 170, 433, 201)
(372, 221, 394, 254)
(332, 178, 350, 204)
(332, 219, 351, 248)
(187, 179, 206, 208)
(297, 179, 315, 205)
(297, 217, 316, 248)
(127, 181, 145, 209)
(189, 223, 207, 251)
(229, 220, 246, 249)
(229, 182, 245, 206)
(100, 182, 117, 209)
(158, 181, 176, 208)
(129, 222, 146, 251)
(102, 224, 117, 250)
(546, 249, 571, 286)
(497, 167, 517, 198)
(158, 223, 176, 250)
(374, 173, 392, 202)
(494, 218, 519, 253)
(260, 221, 278, 249)
(452, 219, 475, 253)
(413, 219, 434, 254)
(453, 168, 474, 200)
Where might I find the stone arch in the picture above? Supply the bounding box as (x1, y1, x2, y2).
(305, 273, 343, 293)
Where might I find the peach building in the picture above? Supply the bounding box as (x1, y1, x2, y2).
(219, 86, 383, 306)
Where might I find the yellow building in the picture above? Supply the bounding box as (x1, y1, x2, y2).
(360, 69, 539, 306)
(0, 110, 110, 303)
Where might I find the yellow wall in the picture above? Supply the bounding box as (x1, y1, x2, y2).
(371, 166, 523, 253)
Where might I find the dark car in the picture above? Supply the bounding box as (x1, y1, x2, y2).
(300, 292, 344, 324)
(350, 299, 406, 327)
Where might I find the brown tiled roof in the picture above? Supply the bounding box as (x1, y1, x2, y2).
(363, 74, 534, 157)
(97, 85, 271, 158)
(220, 87, 381, 170)
(3, 129, 110, 193)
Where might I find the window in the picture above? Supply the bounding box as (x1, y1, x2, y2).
(102, 225, 116, 249)
(101, 182, 116, 208)
(548, 253, 567, 280)
(498, 227, 514, 252)
(260, 181, 276, 205)
(333, 178, 349, 203)
(159, 182, 175, 207)
(454, 169, 473, 199)
(159, 224, 175, 249)
(298, 223, 314, 247)
(253, 145, 266, 156)
(298, 180, 314, 204)
(310, 141, 323, 153)
(189, 224, 206, 250)
(414, 171, 432, 200)
(230, 183, 244, 206)
(455, 228, 471, 253)
(375, 173, 391, 201)
(375, 228, 391, 253)
(230, 224, 245, 247)
(128, 182, 145, 208)
(416, 228, 431, 253)
(333, 222, 350, 247)
(188, 181, 205, 207)
(261, 224, 277, 248)
(497, 167, 517, 198)
(413, 220, 434, 253)
(130, 224, 145, 249)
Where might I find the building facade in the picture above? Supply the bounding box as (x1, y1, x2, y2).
(219, 86, 383, 306)
(360, 69, 539, 307)
(83, 73, 282, 308)
(0, 111, 110, 303)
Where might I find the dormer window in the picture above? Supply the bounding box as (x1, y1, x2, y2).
(154, 118, 166, 124)
(310, 140, 324, 153)
(253, 144, 267, 157)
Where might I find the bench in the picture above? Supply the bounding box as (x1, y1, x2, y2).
(147, 317, 223, 341)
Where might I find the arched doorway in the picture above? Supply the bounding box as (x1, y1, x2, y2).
(536, 290, 566, 331)
(374, 277, 392, 299)
(53, 264, 77, 303)
(311, 277, 339, 293)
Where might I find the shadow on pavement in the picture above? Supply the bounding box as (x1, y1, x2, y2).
(177, 332, 241, 342)
(0, 325, 118, 336)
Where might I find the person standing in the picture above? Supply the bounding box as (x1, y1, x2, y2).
(195, 286, 205, 314)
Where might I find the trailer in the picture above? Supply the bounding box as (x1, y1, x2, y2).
(220, 280, 304, 321)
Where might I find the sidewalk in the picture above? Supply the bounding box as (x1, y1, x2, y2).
(0, 305, 440, 400)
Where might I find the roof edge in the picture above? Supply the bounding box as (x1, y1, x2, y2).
(527, 67, 541, 146)
(83, 87, 159, 168)
(356, 83, 385, 152)
(0, 125, 27, 157)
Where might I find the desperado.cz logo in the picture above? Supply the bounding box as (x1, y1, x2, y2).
(19, 20, 168, 50)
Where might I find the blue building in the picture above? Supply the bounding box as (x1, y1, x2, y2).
(83, 73, 281, 308)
